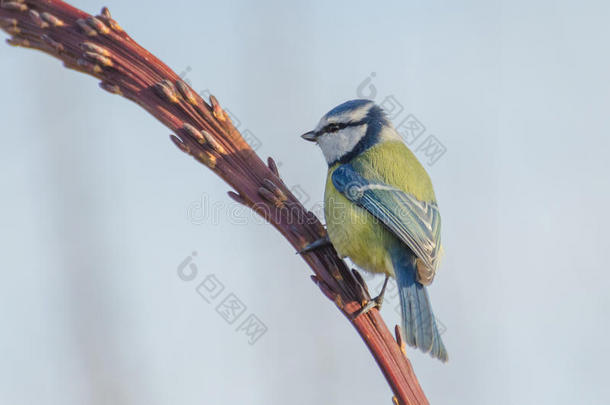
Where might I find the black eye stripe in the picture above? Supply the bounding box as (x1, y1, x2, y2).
(321, 120, 365, 134)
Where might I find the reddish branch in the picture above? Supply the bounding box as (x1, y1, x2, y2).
(0, 1, 429, 403)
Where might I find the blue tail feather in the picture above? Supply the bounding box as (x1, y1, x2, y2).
(393, 250, 448, 362)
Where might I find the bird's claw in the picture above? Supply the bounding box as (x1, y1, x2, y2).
(352, 275, 390, 319)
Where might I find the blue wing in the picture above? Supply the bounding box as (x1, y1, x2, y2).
(331, 163, 442, 282)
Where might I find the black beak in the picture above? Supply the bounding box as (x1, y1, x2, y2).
(301, 131, 318, 142)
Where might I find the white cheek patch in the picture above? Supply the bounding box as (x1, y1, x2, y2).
(317, 125, 367, 164)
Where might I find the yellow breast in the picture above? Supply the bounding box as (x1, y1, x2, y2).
(322, 141, 436, 277)
(324, 166, 397, 277)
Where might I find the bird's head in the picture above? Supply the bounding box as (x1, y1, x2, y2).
(301, 99, 399, 165)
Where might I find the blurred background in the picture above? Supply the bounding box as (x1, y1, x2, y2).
(1, 0, 609, 404)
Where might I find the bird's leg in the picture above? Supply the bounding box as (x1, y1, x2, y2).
(374, 274, 390, 308)
(297, 235, 331, 254)
(353, 275, 390, 318)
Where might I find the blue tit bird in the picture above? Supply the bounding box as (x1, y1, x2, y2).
(300, 99, 447, 362)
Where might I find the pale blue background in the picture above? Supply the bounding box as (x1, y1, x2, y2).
(1, 1, 609, 404)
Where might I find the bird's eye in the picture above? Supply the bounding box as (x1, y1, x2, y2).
(326, 123, 345, 133)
